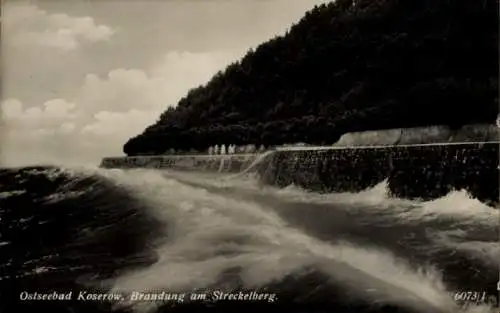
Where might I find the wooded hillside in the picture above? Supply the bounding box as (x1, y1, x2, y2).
(123, 0, 498, 156)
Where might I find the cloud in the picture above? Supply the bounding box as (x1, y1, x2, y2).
(2, 98, 78, 134)
(3, 3, 115, 51)
(1, 50, 240, 166)
(77, 50, 240, 113)
(1, 1, 322, 167)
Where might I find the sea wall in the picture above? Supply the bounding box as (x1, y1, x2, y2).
(333, 124, 500, 146)
(100, 154, 260, 173)
(102, 124, 499, 204)
(258, 142, 498, 205)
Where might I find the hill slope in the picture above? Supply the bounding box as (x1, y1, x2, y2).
(123, 0, 498, 156)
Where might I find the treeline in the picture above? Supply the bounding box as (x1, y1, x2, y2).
(124, 0, 498, 156)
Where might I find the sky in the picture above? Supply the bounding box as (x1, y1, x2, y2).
(0, 0, 330, 167)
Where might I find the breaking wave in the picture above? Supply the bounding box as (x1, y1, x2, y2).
(0, 166, 497, 313)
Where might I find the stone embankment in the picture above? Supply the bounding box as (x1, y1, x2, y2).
(100, 154, 259, 173)
(101, 124, 499, 204)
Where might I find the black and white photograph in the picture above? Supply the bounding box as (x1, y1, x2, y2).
(0, 1, 498, 313)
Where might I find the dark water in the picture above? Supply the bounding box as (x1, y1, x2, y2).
(0, 166, 498, 313)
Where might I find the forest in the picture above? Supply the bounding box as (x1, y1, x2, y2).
(123, 0, 498, 156)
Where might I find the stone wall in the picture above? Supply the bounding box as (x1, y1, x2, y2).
(257, 142, 498, 205)
(100, 154, 260, 173)
(333, 124, 499, 146)
(102, 124, 499, 205)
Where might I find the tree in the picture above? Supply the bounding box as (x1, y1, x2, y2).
(123, 0, 498, 156)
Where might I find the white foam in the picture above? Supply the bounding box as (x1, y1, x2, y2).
(0, 190, 26, 199)
(429, 229, 499, 267)
(145, 171, 499, 271)
(78, 168, 494, 313)
(164, 171, 497, 228)
(236, 150, 275, 175)
(395, 190, 499, 226)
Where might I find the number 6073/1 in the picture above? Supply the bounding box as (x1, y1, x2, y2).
(453, 291, 487, 303)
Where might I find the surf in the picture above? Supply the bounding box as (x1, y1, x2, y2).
(0, 165, 497, 313)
